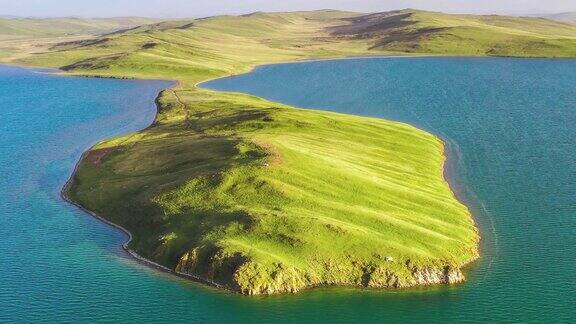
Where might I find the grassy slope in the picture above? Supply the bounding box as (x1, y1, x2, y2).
(0, 17, 161, 40)
(331, 10, 576, 57)
(0, 17, 161, 61)
(8, 9, 573, 294)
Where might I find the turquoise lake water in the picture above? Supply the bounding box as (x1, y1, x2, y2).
(1, 57, 575, 322)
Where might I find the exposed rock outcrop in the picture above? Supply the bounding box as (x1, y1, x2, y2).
(175, 246, 469, 295)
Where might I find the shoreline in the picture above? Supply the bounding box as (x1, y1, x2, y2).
(59, 88, 230, 291)
(195, 54, 576, 90)
(55, 55, 482, 295)
(440, 142, 481, 268)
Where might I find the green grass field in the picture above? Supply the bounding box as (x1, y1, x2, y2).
(331, 10, 576, 57)
(5, 9, 574, 294)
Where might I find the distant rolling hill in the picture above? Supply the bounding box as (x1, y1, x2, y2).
(534, 12, 576, 24)
(0, 17, 161, 40)
(0, 17, 162, 61)
(330, 9, 576, 56)
(4, 9, 576, 61)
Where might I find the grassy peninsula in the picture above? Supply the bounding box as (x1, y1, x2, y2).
(4, 9, 576, 294)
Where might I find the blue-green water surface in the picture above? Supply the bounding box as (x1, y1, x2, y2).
(1, 56, 575, 323)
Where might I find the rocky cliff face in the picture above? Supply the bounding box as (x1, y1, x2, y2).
(412, 267, 465, 285)
(175, 246, 468, 295)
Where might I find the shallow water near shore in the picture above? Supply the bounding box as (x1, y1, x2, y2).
(1, 57, 575, 322)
